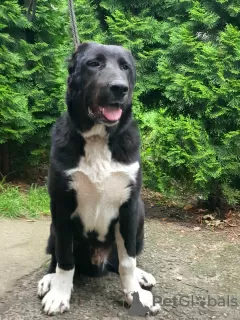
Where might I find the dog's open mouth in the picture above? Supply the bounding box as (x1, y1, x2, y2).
(88, 104, 122, 123)
(99, 106, 122, 121)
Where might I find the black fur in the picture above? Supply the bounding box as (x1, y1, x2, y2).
(45, 42, 144, 277)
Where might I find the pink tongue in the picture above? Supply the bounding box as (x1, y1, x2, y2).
(101, 107, 122, 121)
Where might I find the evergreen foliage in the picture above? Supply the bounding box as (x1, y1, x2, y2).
(0, 0, 68, 166)
(0, 1, 33, 143)
(0, 0, 240, 202)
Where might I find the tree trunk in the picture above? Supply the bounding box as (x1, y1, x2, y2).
(0, 143, 9, 176)
(207, 182, 231, 220)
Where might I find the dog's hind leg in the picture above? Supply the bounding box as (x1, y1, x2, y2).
(38, 224, 57, 297)
(106, 243, 119, 273)
(46, 224, 57, 273)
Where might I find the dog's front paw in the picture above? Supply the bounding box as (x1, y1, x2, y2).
(125, 288, 161, 316)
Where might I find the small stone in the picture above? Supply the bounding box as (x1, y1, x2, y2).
(194, 227, 201, 231)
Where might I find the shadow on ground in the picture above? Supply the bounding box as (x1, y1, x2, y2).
(0, 218, 240, 320)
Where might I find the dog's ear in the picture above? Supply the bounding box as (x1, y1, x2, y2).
(67, 43, 90, 92)
(132, 57, 137, 84)
(68, 43, 89, 75)
(126, 49, 136, 84)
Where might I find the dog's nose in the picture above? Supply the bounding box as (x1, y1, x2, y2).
(110, 81, 128, 97)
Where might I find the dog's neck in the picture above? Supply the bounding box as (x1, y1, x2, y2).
(81, 124, 107, 139)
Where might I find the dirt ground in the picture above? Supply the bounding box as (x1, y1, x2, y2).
(0, 202, 240, 320)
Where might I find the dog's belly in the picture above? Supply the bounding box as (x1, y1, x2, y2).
(66, 125, 139, 242)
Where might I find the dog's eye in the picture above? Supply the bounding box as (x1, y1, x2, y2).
(87, 61, 100, 67)
(121, 64, 129, 70)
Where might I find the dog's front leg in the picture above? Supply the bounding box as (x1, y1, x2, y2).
(38, 200, 74, 315)
(115, 198, 161, 316)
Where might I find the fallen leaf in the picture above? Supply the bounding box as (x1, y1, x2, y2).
(184, 204, 194, 210)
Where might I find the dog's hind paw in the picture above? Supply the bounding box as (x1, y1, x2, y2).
(126, 288, 161, 316)
(136, 267, 156, 289)
(38, 273, 54, 298)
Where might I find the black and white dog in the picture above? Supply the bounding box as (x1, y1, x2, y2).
(37, 43, 160, 316)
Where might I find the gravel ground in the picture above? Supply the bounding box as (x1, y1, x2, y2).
(0, 218, 240, 320)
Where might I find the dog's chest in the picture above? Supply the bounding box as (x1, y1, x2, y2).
(66, 126, 139, 241)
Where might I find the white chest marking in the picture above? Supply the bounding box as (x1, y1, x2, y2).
(66, 125, 139, 241)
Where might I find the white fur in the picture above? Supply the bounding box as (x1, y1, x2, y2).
(115, 223, 161, 315)
(136, 267, 156, 288)
(38, 273, 54, 297)
(66, 124, 139, 241)
(38, 266, 74, 315)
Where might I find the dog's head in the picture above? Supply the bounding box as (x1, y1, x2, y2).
(67, 42, 136, 130)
